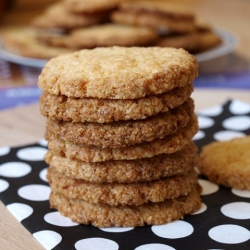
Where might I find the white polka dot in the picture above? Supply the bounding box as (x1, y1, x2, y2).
(38, 139, 48, 147)
(33, 230, 62, 250)
(44, 211, 78, 227)
(0, 179, 9, 192)
(213, 130, 245, 141)
(208, 224, 250, 244)
(39, 168, 48, 182)
(198, 105, 223, 117)
(151, 220, 193, 239)
(192, 202, 207, 215)
(198, 179, 219, 195)
(221, 202, 250, 219)
(135, 243, 176, 250)
(17, 147, 48, 161)
(0, 162, 31, 178)
(18, 184, 50, 201)
(99, 227, 134, 233)
(222, 116, 250, 130)
(7, 203, 33, 222)
(232, 189, 250, 198)
(0, 146, 10, 156)
(75, 238, 119, 250)
(229, 100, 250, 115)
(192, 130, 205, 141)
(198, 116, 215, 129)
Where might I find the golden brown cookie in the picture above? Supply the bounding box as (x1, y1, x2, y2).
(45, 98, 194, 148)
(49, 185, 201, 227)
(47, 166, 198, 206)
(155, 32, 199, 52)
(70, 24, 158, 48)
(0, 27, 75, 59)
(45, 142, 198, 183)
(46, 114, 198, 162)
(111, 1, 196, 34)
(198, 136, 250, 190)
(38, 46, 198, 99)
(39, 82, 193, 123)
(31, 3, 109, 30)
(63, 0, 120, 13)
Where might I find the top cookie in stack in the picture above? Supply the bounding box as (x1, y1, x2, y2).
(39, 46, 201, 227)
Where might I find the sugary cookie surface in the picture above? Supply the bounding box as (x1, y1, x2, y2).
(38, 46, 198, 99)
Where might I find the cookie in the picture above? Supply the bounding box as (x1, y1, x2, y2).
(198, 136, 250, 190)
(63, 0, 120, 13)
(111, 1, 196, 34)
(39, 82, 193, 123)
(46, 114, 198, 162)
(45, 98, 194, 148)
(70, 24, 158, 48)
(47, 166, 198, 206)
(155, 32, 199, 52)
(31, 3, 109, 30)
(49, 185, 201, 227)
(35, 31, 72, 48)
(38, 46, 198, 99)
(0, 28, 75, 59)
(45, 142, 198, 183)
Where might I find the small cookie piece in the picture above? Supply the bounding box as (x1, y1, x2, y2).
(70, 24, 158, 48)
(63, 0, 120, 13)
(39, 82, 193, 123)
(0, 28, 75, 59)
(47, 166, 198, 206)
(45, 142, 198, 183)
(46, 114, 198, 162)
(49, 185, 202, 227)
(32, 3, 109, 30)
(38, 46, 198, 99)
(111, 1, 196, 34)
(45, 98, 194, 148)
(198, 136, 250, 190)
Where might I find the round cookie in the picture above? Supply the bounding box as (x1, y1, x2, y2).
(0, 28, 75, 59)
(38, 46, 198, 99)
(32, 3, 108, 30)
(45, 98, 194, 148)
(63, 0, 120, 13)
(45, 142, 198, 183)
(49, 185, 202, 227)
(39, 82, 193, 123)
(47, 166, 198, 206)
(70, 24, 158, 48)
(198, 136, 250, 190)
(111, 1, 195, 34)
(46, 114, 199, 162)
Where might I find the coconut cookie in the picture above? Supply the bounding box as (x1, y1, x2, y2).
(0, 28, 75, 59)
(49, 185, 201, 227)
(47, 166, 198, 206)
(45, 142, 198, 183)
(45, 98, 194, 148)
(111, 1, 196, 34)
(46, 114, 199, 162)
(70, 24, 158, 48)
(198, 136, 250, 190)
(63, 0, 120, 14)
(38, 46, 198, 99)
(39, 82, 193, 123)
(32, 3, 109, 31)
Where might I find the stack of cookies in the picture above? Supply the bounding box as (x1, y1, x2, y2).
(38, 46, 202, 227)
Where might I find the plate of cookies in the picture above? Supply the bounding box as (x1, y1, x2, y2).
(0, 0, 238, 68)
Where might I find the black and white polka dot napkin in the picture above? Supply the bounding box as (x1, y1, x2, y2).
(0, 100, 250, 250)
